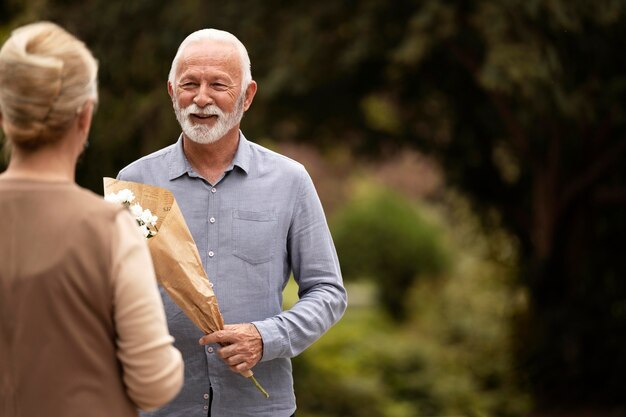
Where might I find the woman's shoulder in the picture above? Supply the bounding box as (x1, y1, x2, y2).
(70, 184, 125, 218)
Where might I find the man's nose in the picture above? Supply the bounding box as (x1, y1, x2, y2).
(193, 84, 214, 107)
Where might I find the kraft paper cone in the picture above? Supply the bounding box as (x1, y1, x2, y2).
(103, 178, 223, 333)
(103, 178, 268, 398)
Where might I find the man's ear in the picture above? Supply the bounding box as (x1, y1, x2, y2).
(243, 80, 257, 112)
(168, 81, 174, 100)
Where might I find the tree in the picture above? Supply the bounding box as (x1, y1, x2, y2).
(250, 0, 626, 409)
(2, 0, 625, 410)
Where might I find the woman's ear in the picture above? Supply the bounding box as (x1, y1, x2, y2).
(77, 100, 94, 136)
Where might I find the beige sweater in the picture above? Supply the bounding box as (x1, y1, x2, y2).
(0, 178, 183, 417)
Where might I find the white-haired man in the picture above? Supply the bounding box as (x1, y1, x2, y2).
(118, 29, 347, 417)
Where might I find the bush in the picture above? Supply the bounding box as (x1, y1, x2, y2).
(331, 189, 449, 320)
(287, 188, 531, 417)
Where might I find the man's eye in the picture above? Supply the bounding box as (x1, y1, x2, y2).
(212, 83, 228, 91)
(181, 82, 197, 89)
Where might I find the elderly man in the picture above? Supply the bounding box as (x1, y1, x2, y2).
(117, 29, 347, 417)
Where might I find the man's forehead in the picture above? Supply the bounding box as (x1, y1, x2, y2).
(181, 40, 238, 63)
(177, 40, 241, 76)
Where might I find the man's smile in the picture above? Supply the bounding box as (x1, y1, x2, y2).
(190, 114, 217, 122)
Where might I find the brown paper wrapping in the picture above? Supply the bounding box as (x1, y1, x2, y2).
(103, 177, 224, 333)
(103, 178, 269, 397)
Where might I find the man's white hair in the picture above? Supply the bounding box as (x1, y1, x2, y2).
(168, 29, 252, 90)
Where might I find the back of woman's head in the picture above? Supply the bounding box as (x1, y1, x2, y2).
(0, 21, 98, 149)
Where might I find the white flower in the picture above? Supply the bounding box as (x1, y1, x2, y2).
(129, 203, 144, 218)
(138, 224, 151, 238)
(140, 208, 158, 227)
(104, 193, 120, 204)
(117, 189, 135, 204)
(105, 189, 136, 206)
(104, 188, 158, 239)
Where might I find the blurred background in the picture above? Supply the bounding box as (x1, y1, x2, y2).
(2, 1, 625, 416)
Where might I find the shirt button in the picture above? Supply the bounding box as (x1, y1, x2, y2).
(203, 393, 209, 400)
(211, 188, 217, 193)
(209, 217, 216, 224)
(203, 405, 209, 410)
(208, 251, 215, 257)
(207, 346, 214, 353)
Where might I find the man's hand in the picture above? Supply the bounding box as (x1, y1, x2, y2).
(199, 323, 263, 374)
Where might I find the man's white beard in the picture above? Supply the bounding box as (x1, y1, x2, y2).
(174, 94, 245, 144)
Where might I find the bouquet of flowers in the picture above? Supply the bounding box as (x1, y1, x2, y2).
(104, 189, 158, 238)
(103, 178, 268, 398)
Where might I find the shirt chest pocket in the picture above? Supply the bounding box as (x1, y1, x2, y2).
(232, 209, 277, 264)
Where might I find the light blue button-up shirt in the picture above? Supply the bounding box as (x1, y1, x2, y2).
(118, 133, 347, 417)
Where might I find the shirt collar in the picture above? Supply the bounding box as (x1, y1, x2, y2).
(167, 134, 190, 180)
(167, 131, 251, 181)
(230, 131, 251, 174)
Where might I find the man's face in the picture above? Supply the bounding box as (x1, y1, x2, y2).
(171, 40, 248, 144)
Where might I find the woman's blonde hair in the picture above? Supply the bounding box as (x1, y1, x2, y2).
(0, 21, 98, 149)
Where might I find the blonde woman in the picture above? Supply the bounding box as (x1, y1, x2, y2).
(0, 22, 183, 416)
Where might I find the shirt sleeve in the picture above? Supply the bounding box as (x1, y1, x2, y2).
(253, 169, 348, 360)
(111, 210, 184, 411)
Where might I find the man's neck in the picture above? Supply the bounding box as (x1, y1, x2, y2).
(182, 129, 240, 185)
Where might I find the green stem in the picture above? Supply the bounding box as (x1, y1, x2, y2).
(248, 375, 270, 398)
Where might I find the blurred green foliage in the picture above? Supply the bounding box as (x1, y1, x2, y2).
(2, 0, 626, 412)
(332, 188, 449, 321)
(285, 199, 531, 416)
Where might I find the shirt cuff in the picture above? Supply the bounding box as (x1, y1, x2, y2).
(252, 319, 286, 362)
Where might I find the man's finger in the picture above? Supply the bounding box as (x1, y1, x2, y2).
(198, 330, 229, 345)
